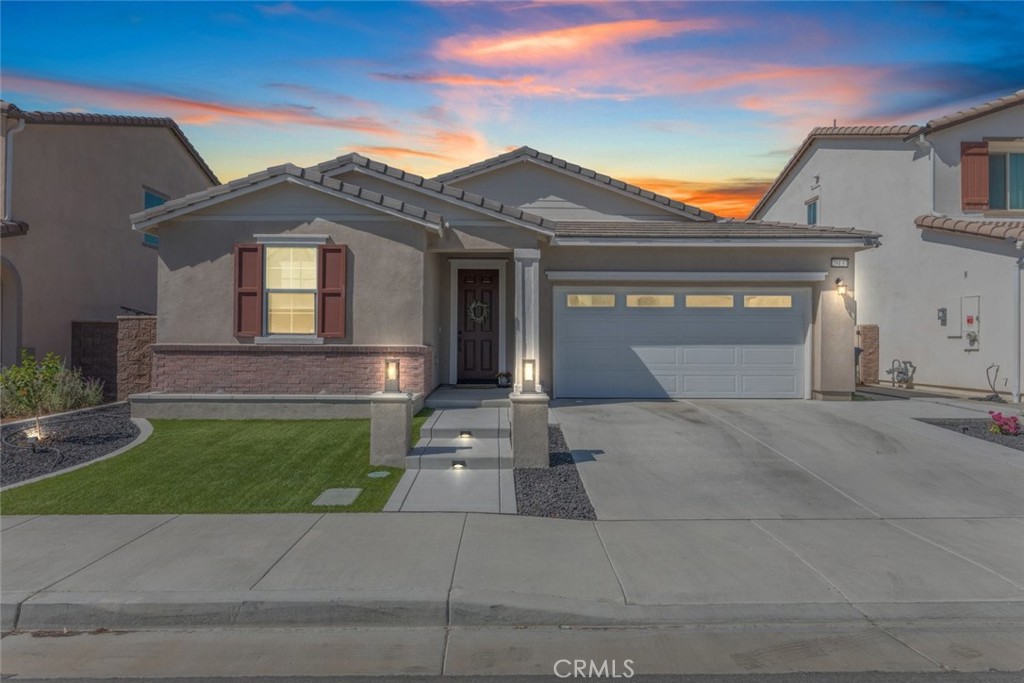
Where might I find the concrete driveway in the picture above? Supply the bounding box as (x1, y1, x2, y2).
(553, 398, 1024, 521)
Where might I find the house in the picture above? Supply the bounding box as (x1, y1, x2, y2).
(750, 90, 1023, 401)
(0, 102, 218, 393)
(128, 147, 879, 417)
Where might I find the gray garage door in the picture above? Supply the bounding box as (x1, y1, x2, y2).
(553, 287, 809, 399)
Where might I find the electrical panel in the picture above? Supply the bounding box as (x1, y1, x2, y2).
(962, 295, 980, 351)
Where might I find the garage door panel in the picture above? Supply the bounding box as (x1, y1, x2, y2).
(555, 287, 808, 399)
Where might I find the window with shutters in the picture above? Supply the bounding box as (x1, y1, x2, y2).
(988, 151, 1024, 210)
(961, 141, 1024, 212)
(234, 238, 346, 340)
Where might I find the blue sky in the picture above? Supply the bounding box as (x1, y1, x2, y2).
(2, 1, 1022, 216)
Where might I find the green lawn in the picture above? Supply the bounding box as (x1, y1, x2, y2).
(0, 412, 431, 515)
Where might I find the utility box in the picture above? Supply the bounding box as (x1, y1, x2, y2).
(962, 295, 980, 351)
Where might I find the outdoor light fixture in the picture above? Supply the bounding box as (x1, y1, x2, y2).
(459, 431, 472, 439)
(522, 358, 536, 393)
(26, 435, 38, 453)
(384, 358, 400, 392)
(451, 460, 467, 470)
(835, 278, 847, 296)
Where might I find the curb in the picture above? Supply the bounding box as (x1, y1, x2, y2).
(1, 418, 153, 492)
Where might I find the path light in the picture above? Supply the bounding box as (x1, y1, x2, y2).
(451, 460, 467, 470)
(459, 431, 472, 439)
(835, 278, 848, 296)
(522, 358, 536, 393)
(26, 435, 39, 453)
(384, 358, 400, 393)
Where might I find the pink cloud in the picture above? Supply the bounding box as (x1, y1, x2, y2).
(3, 73, 399, 135)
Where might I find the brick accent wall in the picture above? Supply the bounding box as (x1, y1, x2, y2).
(151, 344, 433, 396)
(71, 321, 118, 399)
(117, 316, 157, 400)
(856, 324, 880, 385)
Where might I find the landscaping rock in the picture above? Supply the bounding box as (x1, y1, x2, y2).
(1, 404, 139, 486)
(916, 417, 1024, 453)
(514, 425, 596, 520)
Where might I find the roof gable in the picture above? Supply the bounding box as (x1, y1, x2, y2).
(436, 147, 718, 222)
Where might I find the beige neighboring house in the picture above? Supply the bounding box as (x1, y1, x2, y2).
(0, 102, 218, 389)
(129, 146, 879, 417)
(751, 89, 1023, 401)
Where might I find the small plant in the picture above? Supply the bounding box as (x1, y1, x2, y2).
(988, 411, 1021, 436)
(0, 350, 104, 427)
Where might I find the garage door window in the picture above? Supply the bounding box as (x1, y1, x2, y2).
(685, 294, 734, 308)
(627, 294, 675, 308)
(567, 294, 616, 308)
(743, 295, 793, 308)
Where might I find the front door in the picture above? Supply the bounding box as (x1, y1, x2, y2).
(457, 269, 499, 382)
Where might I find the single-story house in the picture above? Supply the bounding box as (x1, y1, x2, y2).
(130, 147, 879, 416)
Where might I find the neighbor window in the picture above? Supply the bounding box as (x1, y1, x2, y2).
(988, 152, 1024, 210)
(744, 295, 793, 308)
(626, 294, 675, 308)
(685, 294, 734, 308)
(567, 294, 616, 308)
(265, 247, 317, 334)
(141, 189, 167, 248)
(805, 198, 818, 225)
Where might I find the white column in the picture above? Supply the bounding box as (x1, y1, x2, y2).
(513, 248, 542, 394)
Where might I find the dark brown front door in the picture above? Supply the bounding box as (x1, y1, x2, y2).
(457, 269, 499, 382)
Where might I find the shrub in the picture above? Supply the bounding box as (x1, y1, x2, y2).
(988, 411, 1021, 436)
(0, 350, 105, 425)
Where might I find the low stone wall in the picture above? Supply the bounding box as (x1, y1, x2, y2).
(150, 344, 433, 396)
(71, 321, 118, 399)
(855, 324, 880, 385)
(117, 316, 157, 400)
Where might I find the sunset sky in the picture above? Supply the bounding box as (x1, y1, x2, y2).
(3, 1, 1022, 217)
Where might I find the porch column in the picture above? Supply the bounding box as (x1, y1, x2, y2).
(513, 248, 542, 393)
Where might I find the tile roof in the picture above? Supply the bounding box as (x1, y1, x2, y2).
(915, 214, 1024, 242)
(1, 100, 219, 184)
(924, 89, 1024, 134)
(749, 88, 1024, 220)
(131, 164, 444, 231)
(1, 218, 29, 237)
(554, 220, 880, 241)
(434, 146, 719, 221)
(309, 153, 557, 234)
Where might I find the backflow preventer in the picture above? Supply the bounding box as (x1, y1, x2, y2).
(886, 359, 916, 388)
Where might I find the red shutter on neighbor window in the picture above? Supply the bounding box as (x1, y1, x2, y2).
(961, 142, 990, 211)
(234, 243, 263, 338)
(318, 244, 347, 338)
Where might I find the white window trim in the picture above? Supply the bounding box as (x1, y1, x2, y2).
(255, 234, 329, 246)
(448, 259, 508, 384)
(258, 241, 322, 341)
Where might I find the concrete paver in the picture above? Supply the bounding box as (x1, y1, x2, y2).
(754, 519, 1024, 603)
(0, 515, 175, 593)
(253, 513, 465, 592)
(596, 520, 843, 605)
(889, 518, 1024, 588)
(48, 514, 321, 592)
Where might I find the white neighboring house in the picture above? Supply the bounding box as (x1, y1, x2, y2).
(751, 90, 1024, 401)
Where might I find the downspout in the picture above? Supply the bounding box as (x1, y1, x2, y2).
(3, 117, 26, 222)
(1015, 242, 1023, 404)
(913, 132, 936, 213)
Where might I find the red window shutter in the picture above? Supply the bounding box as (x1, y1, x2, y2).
(234, 243, 263, 338)
(318, 244, 347, 338)
(961, 142, 989, 211)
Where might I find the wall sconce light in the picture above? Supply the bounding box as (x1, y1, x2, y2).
(384, 358, 400, 393)
(522, 358, 536, 393)
(835, 278, 847, 296)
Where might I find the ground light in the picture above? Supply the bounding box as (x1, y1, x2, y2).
(459, 430, 472, 439)
(451, 460, 467, 470)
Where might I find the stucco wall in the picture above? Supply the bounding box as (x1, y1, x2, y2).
(1, 123, 213, 363)
(759, 130, 1023, 394)
(536, 246, 859, 398)
(155, 189, 429, 346)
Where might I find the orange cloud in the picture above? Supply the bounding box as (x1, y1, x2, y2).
(3, 73, 399, 136)
(359, 145, 453, 161)
(625, 176, 774, 219)
(435, 18, 719, 66)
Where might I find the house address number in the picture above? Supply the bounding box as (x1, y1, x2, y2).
(830, 257, 850, 268)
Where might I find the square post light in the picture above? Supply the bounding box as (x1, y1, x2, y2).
(384, 358, 401, 393)
(521, 358, 536, 393)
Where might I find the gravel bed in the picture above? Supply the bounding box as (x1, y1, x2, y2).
(916, 417, 1024, 453)
(514, 425, 596, 520)
(1, 403, 140, 486)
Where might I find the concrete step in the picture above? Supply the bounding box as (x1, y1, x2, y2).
(409, 437, 510, 470)
(424, 387, 512, 409)
(420, 408, 510, 440)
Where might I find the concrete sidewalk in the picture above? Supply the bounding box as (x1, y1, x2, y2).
(2, 512, 1023, 634)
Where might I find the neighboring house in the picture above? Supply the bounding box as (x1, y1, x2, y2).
(0, 102, 218, 389)
(130, 146, 877, 415)
(751, 90, 1024, 401)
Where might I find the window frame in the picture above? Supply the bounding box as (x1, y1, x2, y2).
(804, 196, 819, 225)
(141, 187, 169, 249)
(254, 235, 329, 343)
(987, 151, 1024, 211)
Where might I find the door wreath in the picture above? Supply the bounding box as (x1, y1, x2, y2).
(466, 300, 490, 325)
